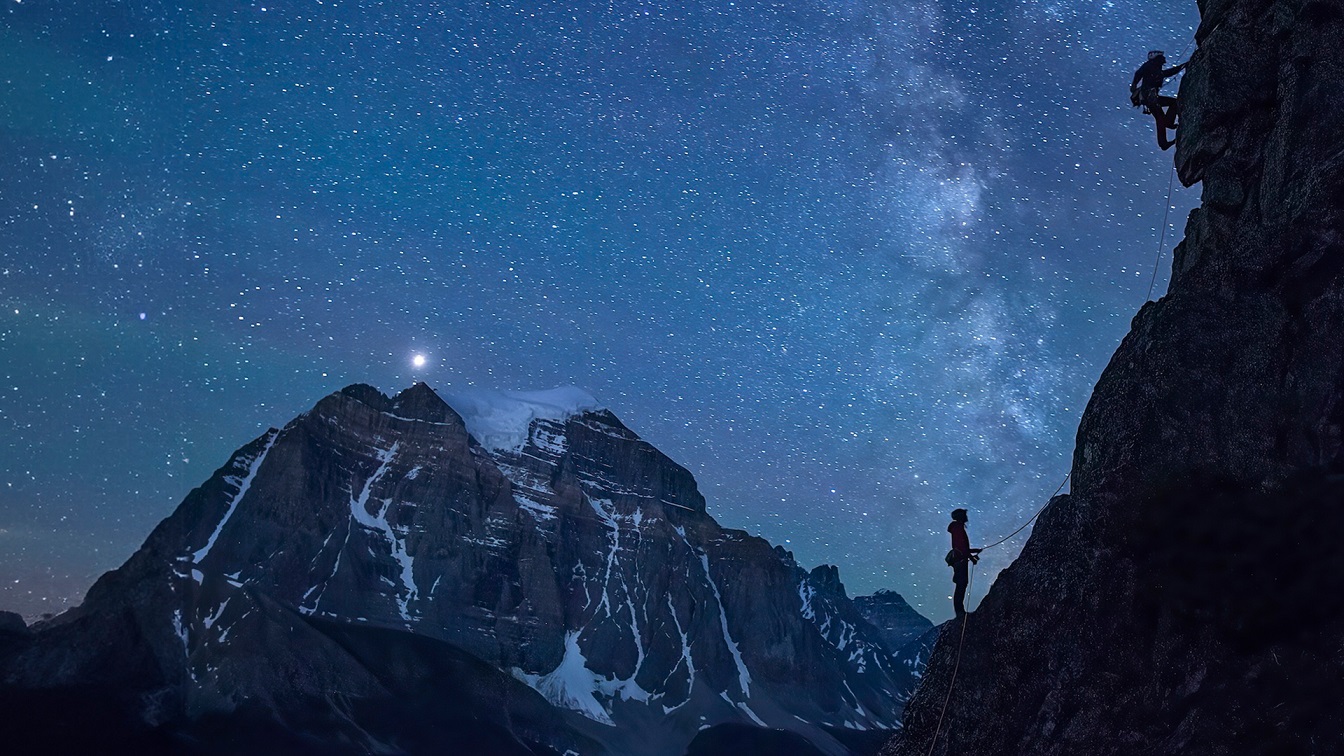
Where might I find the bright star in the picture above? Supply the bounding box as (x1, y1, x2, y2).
(412, 354, 427, 368)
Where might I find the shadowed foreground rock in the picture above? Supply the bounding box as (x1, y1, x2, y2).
(884, 0, 1344, 754)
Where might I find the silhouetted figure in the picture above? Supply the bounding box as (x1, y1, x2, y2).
(947, 508, 982, 619)
(1131, 50, 1187, 150)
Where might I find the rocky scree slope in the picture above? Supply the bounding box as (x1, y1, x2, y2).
(0, 383, 921, 756)
(884, 1, 1344, 754)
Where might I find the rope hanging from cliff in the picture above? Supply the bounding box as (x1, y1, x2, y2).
(981, 471, 1072, 552)
(1142, 29, 1199, 304)
(925, 562, 973, 756)
(1177, 33, 1197, 61)
(1144, 162, 1178, 303)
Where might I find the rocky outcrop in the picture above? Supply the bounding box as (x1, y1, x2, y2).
(1, 383, 915, 755)
(0, 612, 26, 637)
(884, 1, 1344, 754)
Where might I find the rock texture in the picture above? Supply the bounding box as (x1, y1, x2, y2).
(0, 383, 916, 755)
(884, 0, 1344, 754)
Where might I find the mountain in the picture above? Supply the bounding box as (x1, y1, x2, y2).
(0, 383, 922, 755)
(852, 590, 933, 658)
(884, 1, 1344, 753)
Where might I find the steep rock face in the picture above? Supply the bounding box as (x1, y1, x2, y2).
(1, 383, 913, 755)
(884, 1, 1344, 754)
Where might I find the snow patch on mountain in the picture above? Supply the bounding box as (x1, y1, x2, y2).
(698, 551, 752, 700)
(513, 631, 616, 726)
(192, 429, 279, 566)
(348, 443, 419, 620)
(442, 387, 601, 452)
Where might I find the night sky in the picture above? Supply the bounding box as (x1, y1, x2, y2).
(1, 0, 1198, 622)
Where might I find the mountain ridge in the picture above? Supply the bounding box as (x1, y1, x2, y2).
(1, 381, 929, 755)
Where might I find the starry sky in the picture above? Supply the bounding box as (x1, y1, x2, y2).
(1, 0, 1199, 622)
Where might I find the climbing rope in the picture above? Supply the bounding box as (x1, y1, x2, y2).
(981, 471, 1072, 552)
(925, 562, 973, 756)
(1144, 163, 1179, 303)
(1141, 31, 1198, 304)
(1176, 33, 1197, 61)
(921, 471, 1070, 755)
(926, 30, 1203, 755)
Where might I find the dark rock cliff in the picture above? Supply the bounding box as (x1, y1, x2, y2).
(0, 383, 915, 755)
(883, 1, 1344, 754)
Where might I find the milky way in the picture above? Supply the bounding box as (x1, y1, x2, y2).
(1, 0, 1198, 621)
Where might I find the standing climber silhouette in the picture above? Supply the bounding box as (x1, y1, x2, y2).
(947, 508, 981, 619)
(1131, 50, 1188, 150)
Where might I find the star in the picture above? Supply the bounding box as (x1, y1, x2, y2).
(0, 0, 1200, 623)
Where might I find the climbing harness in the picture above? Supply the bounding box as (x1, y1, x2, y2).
(923, 471, 1071, 755)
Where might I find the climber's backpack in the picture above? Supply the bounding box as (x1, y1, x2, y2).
(945, 549, 959, 567)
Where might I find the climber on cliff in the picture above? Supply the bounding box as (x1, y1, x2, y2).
(947, 508, 981, 619)
(1130, 50, 1188, 150)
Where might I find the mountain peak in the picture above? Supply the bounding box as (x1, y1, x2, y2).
(390, 382, 461, 425)
(0, 380, 915, 754)
(808, 564, 848, 599)
(853, 590, 932, 657)
(337, 383, 390, 410)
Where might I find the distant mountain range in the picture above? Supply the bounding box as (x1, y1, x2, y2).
(0, 383, 933, 755)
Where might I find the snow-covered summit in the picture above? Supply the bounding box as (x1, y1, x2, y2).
(441, 386, 602, 452)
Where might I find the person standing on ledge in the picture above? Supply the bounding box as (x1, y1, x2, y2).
(948, 508, 982, 619)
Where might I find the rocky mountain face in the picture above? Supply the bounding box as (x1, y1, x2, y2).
(853, 590, 933, 658)
(885, 1, 1344, 754)
(0, 383, 924, 755)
